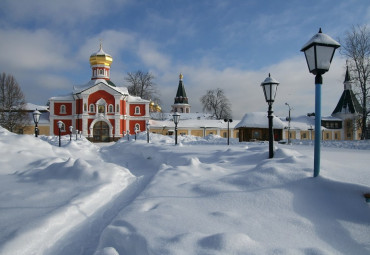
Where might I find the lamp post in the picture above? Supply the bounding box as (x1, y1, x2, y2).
(224, 118, 233, 145)
(32, 109, 41, 137)
(146, 121, 150, 143)
(127, 130, 130, 141)
(134, 127, 138, 141)
(57, 120, 64, 147)
(172, 112, 180, 145)
(69, 126, 73, 141)
(76, 129, 78, 140)
(285, 103, 292, 144)
(301, 28, 340, 177)
(261, 73, 280, 159)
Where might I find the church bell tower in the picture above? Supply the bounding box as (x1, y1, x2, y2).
(172, 73, 191, 113)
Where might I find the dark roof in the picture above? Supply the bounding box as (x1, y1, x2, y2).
(332, 89, 362, 115)
(344, 66, 351, 82)
(107, 79, 116, 87)
(174, 79, 188, 104)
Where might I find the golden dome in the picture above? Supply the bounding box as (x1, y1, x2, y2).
(89, 43, 113, 67)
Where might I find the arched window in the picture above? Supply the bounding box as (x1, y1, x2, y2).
(135, 106, 140, 114)
(135, 123, 140, 132)
(108, 104, 114, 113)
(89, 104, 95, 113)
(60, 105, 66, 114)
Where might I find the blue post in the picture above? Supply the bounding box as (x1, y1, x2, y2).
(314, 74, 322, 177)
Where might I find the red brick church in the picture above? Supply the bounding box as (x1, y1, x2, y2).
(49, 44, 150, 142)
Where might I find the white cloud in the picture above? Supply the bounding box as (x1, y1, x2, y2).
(137, 41, 171, 72)
(0, 28, 73, 71)
(154, 54, 346, 120)
(1, 0, 128, 27)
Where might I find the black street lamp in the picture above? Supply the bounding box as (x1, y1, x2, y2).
(301, 28, 340, 177)
(76, 129, 78, 140)
(134, 127, 138, 141)
(127, 130, 130, 141)
(69, 126, 73, 141)
(32, 109, 41, 137)
(224, 118, 233, 145)
(57, 120, 64, 147)
(261, 73, 280, 159)
(172, 112, 180, 145)
(285, 103, 292, 144)
(146, 121, 150, 143)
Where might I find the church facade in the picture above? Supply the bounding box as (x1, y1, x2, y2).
(48, 44, 150, 142)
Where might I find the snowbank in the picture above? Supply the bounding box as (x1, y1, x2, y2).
(0, 126, 369, 255)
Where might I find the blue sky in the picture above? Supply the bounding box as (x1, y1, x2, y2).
(0, 0, 369, 119)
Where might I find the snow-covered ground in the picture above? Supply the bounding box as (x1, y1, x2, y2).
(0, 126, 369, 255)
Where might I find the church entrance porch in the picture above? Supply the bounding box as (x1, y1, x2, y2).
(93, 121, 110, 142)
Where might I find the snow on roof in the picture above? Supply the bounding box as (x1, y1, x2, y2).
(127, 95, 149, 103)
(150, 118, 239, 129)
(235, 112, 286, 129)
(49, 94, 74, 101)
(72, 79, 129, 95)
(150, 112, 214, 121)
(281, 115, 315, 130)
(24, 103, 49, 111)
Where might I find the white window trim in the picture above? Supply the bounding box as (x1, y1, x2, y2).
(135, 106, 141, 115)
(60, 105, 66, 114)
(89, 104, 95, 113)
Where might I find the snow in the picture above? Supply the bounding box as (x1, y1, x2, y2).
(235, 112, 286, 129)
(0, 126, 369, 255)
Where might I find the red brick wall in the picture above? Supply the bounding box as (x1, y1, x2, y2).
(129, 120, 146, 133)
(53, 119, 72, 135)
(75, 99, 83, 114)
(54, 103, 72, 115)
(130, 104, 145, 116)
(88, 90, 115, 107)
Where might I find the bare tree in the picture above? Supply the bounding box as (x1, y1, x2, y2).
(340, 25, 370, 139)
(200, 88, 232, 119)
(125, 70, 160, 103)
(0, 73, 27, 132)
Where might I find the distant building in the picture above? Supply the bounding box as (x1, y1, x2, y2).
(171, 73, 191, 113)
(14, 103, 50, 135)
(149, 113, 239, 139)
(48, 44, 150, 142)
(235, 112, 285, 142)
(331, 66, 362, 140)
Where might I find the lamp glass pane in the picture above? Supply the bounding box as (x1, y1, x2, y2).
(271, 83, 278, 101)
(264, 84, 272, 101)
(173, 114, 180, 124)
(304, 46, 316, 72)
(316, 45, 335, 71)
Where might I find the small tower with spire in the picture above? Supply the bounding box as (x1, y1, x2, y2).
(89, 42, 113, 81)
(172, 73, 191, 113)
(332, 65, 362, 140)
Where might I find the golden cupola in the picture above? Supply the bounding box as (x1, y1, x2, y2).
(89, 43, 113, 80)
